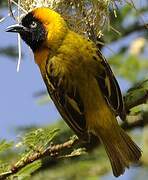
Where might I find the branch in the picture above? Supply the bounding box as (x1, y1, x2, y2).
(122, 23, 148, 37)
(125, 93, 148, 113)
(2, 113, 145, 180)
(110, 23, 148, 43)
(99, 24, 147, 51)
(124, 79, 148, 113)
(121, 112, 148, 130)
(0, 136, 79, 180)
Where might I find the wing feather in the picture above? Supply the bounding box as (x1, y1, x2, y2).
(96, 50, 126, 120)
(44, 60, 86, 137)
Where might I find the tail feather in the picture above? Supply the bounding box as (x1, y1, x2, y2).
(104, 141, 127, 176)
(98, 127, 141, 177)
(120, 128, 141, 161)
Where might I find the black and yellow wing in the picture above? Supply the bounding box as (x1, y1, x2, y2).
(44, 59, 87, 137)
(96, 50, 126, 120)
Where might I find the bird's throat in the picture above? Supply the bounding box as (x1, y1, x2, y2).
(34, 47, 50, 76)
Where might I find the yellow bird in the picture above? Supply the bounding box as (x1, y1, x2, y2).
(6, 7, 141, 177)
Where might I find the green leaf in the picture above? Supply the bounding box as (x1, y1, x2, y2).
(0, 140, 13, 153)
(14, 160, 42, 179)
(21, 128, 59, 152)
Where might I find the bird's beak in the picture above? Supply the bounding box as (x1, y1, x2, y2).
(6, 24, 28, 33)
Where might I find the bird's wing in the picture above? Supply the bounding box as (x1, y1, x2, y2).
(95, 50, 126, 120)
(44, 59, 86, 137)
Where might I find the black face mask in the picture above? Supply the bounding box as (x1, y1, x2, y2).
(6, 12, 46, 52)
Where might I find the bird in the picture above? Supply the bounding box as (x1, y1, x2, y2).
(6, 7, 141, 177)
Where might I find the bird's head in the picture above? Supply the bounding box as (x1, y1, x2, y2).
(6, 7, 68, 52)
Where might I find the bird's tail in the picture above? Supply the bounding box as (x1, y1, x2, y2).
(98, 126, 141, 177)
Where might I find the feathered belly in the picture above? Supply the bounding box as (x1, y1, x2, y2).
(77, 75, 117, 133)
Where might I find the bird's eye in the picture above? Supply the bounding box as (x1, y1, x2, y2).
(30, 21, 37, 29)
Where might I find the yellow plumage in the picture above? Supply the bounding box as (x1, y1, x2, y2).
(7, 7, 141, 177)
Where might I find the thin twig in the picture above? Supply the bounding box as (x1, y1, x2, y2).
(127, 0, 148, 29)
(0, 137, 79, 180)
(8, 0, 16, 20)
(10, 0, 27, 13)
(0, 171, 12, 180)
